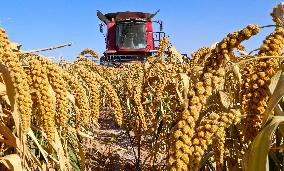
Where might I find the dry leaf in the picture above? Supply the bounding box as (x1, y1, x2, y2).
(0, 154, 22, 171)
(0, 82, 7, 96)
(219, 91, 231, 109)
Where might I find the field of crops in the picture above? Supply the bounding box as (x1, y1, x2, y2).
(2, 3, 284, 171)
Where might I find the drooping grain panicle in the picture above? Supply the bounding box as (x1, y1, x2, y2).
(188, 25, 259, 170)
(78, 48, 99, 59)
(168, 24, 259, 171)
(206, 24, 260, 71)
(242, 26, 284, 142)
(62, 70, 90, 128)
(131, 70, 147, 130)
(29, 56, 55, 141)
(190, 47, 211, 67)
(213, 127, 226, 169)
(72, 64, 98, 125)
(191, 109, 241, 170)
(40, 57, 69, 128)
(157, 37, 169, 57)
(72, 58, 123, 126)
(92, 70, 123, 126)
(0, 28, 32, 133)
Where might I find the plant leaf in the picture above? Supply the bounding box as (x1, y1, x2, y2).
(245, 116, 284, 171)
(263, 70, 284, 124)
(67, 91, 75, 105)
(0, 122, 20, 149)
(55, 128, 70, 171)
(27, 128, 49, 162)
(0, 82, 7, 96)
(0, 65, 19, 133)
(269, 69, 282, 93)
(0, 154, 22, 171)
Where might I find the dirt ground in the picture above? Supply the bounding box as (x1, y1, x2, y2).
(83, 109, 166, 171)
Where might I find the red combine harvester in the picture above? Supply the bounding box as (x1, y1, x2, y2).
(97, 10, 165, 65)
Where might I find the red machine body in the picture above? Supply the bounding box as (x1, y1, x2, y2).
(105, 12, 155, 53)
(97, 11, 164, 64)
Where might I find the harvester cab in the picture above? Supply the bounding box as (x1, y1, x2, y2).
(97, 10, 165, 65)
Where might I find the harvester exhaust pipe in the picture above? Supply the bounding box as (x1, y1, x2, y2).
(148, 9, 160, 20)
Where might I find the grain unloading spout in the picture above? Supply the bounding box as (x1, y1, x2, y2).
(97, 10, 109, 25)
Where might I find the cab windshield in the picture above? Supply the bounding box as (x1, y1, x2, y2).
(116, 21, 146, 50)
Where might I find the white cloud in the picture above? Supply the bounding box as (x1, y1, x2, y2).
(0, 17, 13, 26)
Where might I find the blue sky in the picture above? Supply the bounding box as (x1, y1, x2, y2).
(0, 1, 282, 61)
